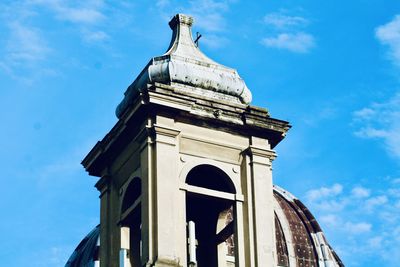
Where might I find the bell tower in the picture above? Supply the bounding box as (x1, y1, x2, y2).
(82, 14, 290, 267)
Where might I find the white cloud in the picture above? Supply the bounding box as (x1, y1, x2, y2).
(49, 246, 69, 265)
(314, 199, 347, 212)
(156, 0, 236, 48)
(388, 188, 400, 198)
(261, 32, 315, 53)
(36, 158, 82, 189)
(355, 127, 390, 138)
(306, 183, 343, 201)
(152, 0, 233, 49)
(261, 10, 315, 53)
(31, 0, 105, 24)
(200, 34, 229, 49)
(353, 107, 376, 120)
(365, 195, 388, 211)
(320, 214, 339, 227)
(0, 0, 110, 79)
(344, 222, 372, 234)
(190, 0, 230, 13)
(30, 0, 108, 44)
(156, 0, 170, 8)
(351, 186, 371, 198)
(304, 182, 400, 265)
(263, 13, 308, 29)
(368, 16, 400, 159)
(305, 184, 347, 212)
(6, 22, 49, 64)
(196, 13, 226, 32)
(353, 93, 400, 158)
(83, 30, 109, 43)
(368, 236, 383, 249)
(376, 15, 400, 66)
(0, 19, 52, 83)
(185, 0, 235, 33)
(58, 7, 105, 24)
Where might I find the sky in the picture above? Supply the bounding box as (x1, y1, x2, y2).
(0, 0, 399, 266)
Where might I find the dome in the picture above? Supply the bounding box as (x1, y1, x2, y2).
(273, 185, 344, 267)
(65, 225, 100, 267)
(66, 187, 343, 267)
(116, 13, 252, 118)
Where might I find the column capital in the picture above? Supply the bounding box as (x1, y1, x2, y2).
(246, 146, 276, 160)
(95, 174, 111, 197)
(149, 124, 181, 146)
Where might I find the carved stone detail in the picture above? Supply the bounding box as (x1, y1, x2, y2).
(116, 14, 252, 118)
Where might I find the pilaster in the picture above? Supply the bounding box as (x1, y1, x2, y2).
(141, 118, 184, 267)
(153, 122, 183, 267)
(96, 174, 112, 267)
(245, 138, 277, 267)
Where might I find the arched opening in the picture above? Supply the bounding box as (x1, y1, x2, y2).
(121, 177, 141, 213)
(186, 165, 236, 194)
(120, 177, 142, 267)
(185, 165, 236, 267)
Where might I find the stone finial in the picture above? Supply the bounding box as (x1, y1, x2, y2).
(115, 13, 252, 118)
(168, 13, 193, 29)
(163, 14, 211, 61)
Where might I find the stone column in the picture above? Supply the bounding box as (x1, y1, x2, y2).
(96, 175, 111, 267)
(246, 137, 277, 267)
(152, 120, 183, 267)
(140, 123, 155, 267)
(141, 117, 183, 267)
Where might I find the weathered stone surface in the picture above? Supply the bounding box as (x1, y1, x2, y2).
(116, 14, 252, 118)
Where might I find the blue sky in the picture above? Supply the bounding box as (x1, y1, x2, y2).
(1, 0, 399, 266)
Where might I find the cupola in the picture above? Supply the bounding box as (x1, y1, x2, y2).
(116, 14, 252, 118)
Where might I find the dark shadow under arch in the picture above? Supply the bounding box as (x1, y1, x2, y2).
(185, 164, 237, 267)
(120, 177, 142, 267)
(186, 164, 236, 194)
(121, 177, 141, 214)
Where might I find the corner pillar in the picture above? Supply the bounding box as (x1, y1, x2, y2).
(96, 174, 112, 267)
(141, 117, 184, 267)
(246, 138, 277, 267)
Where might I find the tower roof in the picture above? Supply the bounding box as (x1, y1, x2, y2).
(116, 13, 252, 118)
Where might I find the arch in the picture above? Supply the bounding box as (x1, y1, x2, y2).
(179, 158, 241, 195)
(184, 164, 238, 267)
(121, 177, 141, 214)
(120, 177, 142, 267)
(186, 164, 236, 194)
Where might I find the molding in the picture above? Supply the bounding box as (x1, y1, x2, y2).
(180, 133, 245, 152)
(147, 90, 193, 112)
(153, 124, 181, 138)
(245, 145, 277, 161)
(95, 175, 111, 197)
(149, 124, 181, 146)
